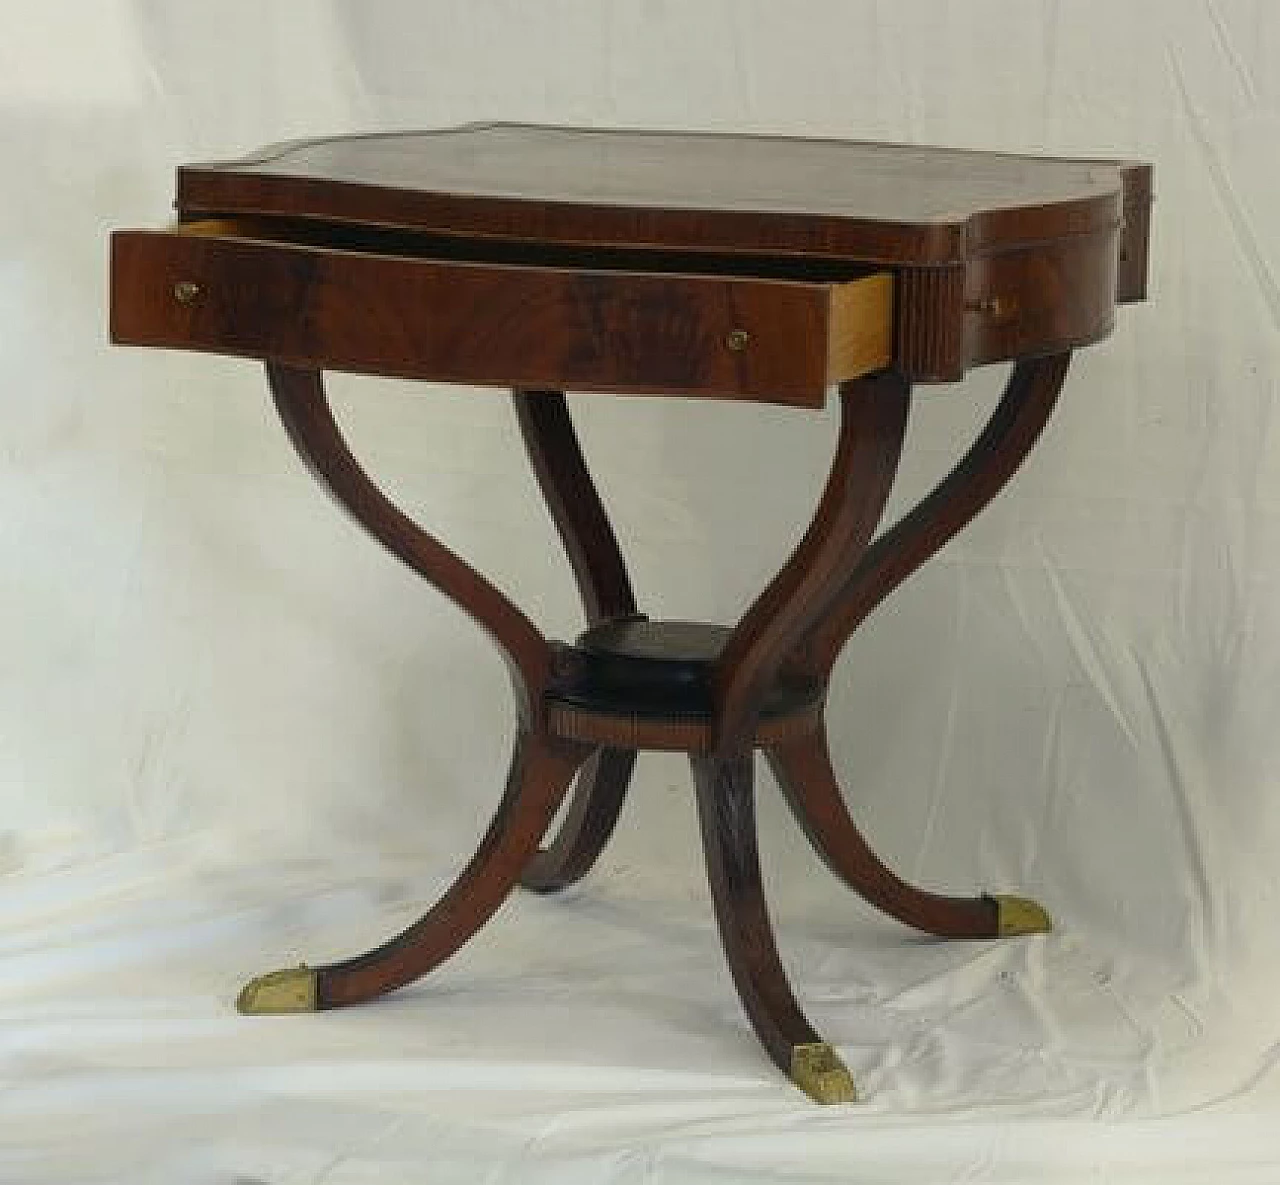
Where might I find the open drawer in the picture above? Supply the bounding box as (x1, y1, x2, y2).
(109, 218, 894, 407)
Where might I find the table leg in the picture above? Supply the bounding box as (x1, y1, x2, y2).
(766, 725, 1048, 938)
(697, 359, 1068, 1091)
(712, 372, 912, 756)
(693, 750, 856, 1104)
(263, 365, 552, 721)
(238, 728, 592, 1012)
(240, 358, 1072, 1098)
(239, 367, 588, 1011)
(794, 354, 1072, 681)
(768, 355, 1070, 940)
(687, 374, 910, 1100)
(520, 747, 637, 893)
(513, 391, 639, 891)
(512, 390, 637, 624)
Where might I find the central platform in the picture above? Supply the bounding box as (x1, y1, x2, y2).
(549, 618, 824, 722)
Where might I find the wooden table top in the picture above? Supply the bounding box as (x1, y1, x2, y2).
(178, 122, 1150, 266)
(112, 125, 1150, 396)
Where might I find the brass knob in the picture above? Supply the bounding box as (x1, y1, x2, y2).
(725, 328, 750, 351)
(964, 296, 1014, 317)
(173, 280, 203, 305)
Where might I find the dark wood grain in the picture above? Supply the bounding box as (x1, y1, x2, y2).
(691, 751, 825, 1078)
(111, 228, 888, 404)
(315, 729, 592, 1008)
(513, 389, 638, 893)
(177, 123, 1142, 266)
(712, 373, 910, 754)
(767, 726, 999, 938)
(114, 122, 1154, 388)
(962, 231, 1116, 367)
(897, 230, 1116, 381)
(265, 365, 551, 722)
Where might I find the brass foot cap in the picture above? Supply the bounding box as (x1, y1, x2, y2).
(993, 894, 1053, 937)
(237, 965, 318, 1014)
(790, 1042, 857, 1104)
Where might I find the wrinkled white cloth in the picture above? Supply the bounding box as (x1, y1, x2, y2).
(4, 1, 1280, 1181)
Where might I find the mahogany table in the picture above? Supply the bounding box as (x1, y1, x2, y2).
(110, 124, 1152, 1103)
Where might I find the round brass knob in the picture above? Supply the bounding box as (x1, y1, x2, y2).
(173, 280, 203, 305)
(725, 328, 750, 352)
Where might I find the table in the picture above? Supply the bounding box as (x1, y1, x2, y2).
(109, 123, 1152, 1103)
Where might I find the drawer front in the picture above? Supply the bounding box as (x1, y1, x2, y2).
(110, 230, 876, 406)
(962, 228, 1118, 367)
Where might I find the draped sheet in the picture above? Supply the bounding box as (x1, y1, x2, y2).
(4, 2, 1280, 1180)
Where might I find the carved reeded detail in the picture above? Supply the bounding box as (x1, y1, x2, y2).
(266, 365, 553, 723)
(790, 1043, 857, 1105)
(237, 966, 317, 1014)
(545, 697, 823, 753)
(513, 390, 638, 892)
(993, 894, 1053, 937)
(894, 265, 966, 382)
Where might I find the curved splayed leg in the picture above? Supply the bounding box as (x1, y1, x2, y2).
(239, 728, 592, 1011)
(766, 725, 1049, 939)
(267, 366, 553, 720)
(711, 372, 911, 757)
(692, 750, 856, 1104)
(769, 357, 1070, 937)
(793, 356, 1072, 681)
(520, 747, 637, 893)
(241, 368, 591, 1010)
(514, 390, 640, 891)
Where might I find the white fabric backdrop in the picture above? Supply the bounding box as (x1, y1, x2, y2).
(4, 1, 1280, 1180)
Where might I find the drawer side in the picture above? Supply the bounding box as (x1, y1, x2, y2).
(824, 273, 894, 384)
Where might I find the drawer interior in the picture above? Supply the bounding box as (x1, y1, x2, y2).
(174, 216, 881, 284)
